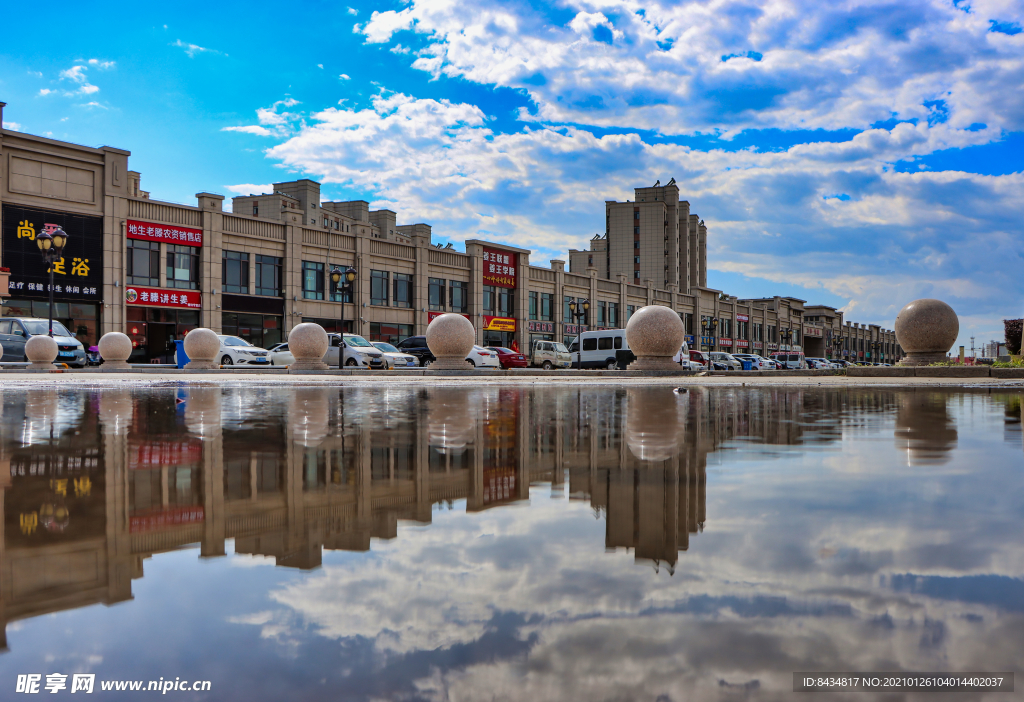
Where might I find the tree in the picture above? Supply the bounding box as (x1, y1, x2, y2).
(1004, 319, 1022, 355)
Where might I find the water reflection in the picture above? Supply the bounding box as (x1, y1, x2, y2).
(0, 386, 1021, 700)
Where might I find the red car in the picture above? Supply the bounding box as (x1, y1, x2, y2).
(487, 346, 528, 369)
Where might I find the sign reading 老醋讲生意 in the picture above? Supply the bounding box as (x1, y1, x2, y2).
(1, 204, 104, 300)
(482, 248, 517, 288)
(125, 286, 201, 309)
(127, 219, 203, 247)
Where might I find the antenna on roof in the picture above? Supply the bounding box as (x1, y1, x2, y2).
(445, 243, 454, 249)
(654, 179, 660, 187)
(667, 177, 676, 185)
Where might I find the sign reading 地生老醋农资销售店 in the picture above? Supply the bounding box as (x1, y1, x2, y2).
(127, 220, 203, 247)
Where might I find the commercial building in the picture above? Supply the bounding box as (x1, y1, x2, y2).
(0, 101, 901, 363)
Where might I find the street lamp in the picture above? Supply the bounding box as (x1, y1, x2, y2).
(330, 266, 357, 369)
(36, 227, 68, 337)
(568, 298, 589, 369)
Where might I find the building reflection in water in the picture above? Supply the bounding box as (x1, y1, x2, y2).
(0, 385, 990, 651)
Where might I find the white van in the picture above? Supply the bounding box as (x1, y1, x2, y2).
(568, 329, 689, 370)
(770, 351, 807, 369)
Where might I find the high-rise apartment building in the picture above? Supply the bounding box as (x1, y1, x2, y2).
(569, 180, 706, 293)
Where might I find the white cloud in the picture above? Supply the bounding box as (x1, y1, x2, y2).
(27, 70, 42, 78)
(59, 65, 88, 83)
(2, 121, 22, 131)
(83, 58, 115, 70)
(222, 125, 275, 136)
(58, 65, 100, 96)
(317, 63, 323, 69)
(339, 73, 351, 80)
(38, 89, 53, 96)
(172, 39, 225, 58)
(78, 102, 107, 110)
(346, 6, 358, 15)
(223, 183, 276, 196)
(390, 44, 412, 54)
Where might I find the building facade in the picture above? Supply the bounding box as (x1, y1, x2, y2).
(0, 102, 902, 363)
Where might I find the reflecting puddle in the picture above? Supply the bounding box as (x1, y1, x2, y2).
(1, 386, 1022, 700)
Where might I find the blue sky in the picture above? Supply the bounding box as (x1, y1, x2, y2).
(1, 0, 1022, 349)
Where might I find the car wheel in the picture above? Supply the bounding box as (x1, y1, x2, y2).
(468, 359, 476, 367)
(606, 360, 617, 370)
(221, 355, 233, 366)
(345, 358, 358, 367)
(542, 360, 553, 370)
(422, 358, 432, 368)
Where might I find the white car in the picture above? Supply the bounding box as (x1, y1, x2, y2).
(806, 357, 834, 369)
(467, 345, 501, 369)
(266, 342, 294, 366)
(371, 342, 419, 369)
(215, 335, 272, 366)
(733, 353, 769, 370)
(327, 334, 385, 368)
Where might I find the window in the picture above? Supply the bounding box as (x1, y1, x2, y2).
(302, 261, 324, 300)
(634, 271, 640, 279)
(370, 270, 389, 306)
(449, 281, 467, 312)
(582, 337, 597, 351)
(253, 202, 258, 217)
(634, 241, 640, 249)
(634, 211, 640, 220)
(222, 251, 249, 294)
(127, 239, 159, 286)
(597, 301, 606, 326)
(429, 278, 446, 311)
(588, 255, 593, 266)
(614, 336, 623, 349)
(222, 312, 282, 349)
(529, 291, 538, 320)
(564, 296, 575, 322)
(166, 244, 199, 290)
(607, 302, 618, 327)
(393, 273, 412, 308)
(329, 264, 353, 302)
(497, 287, 514, 317)
(634, 256, 640, 264)
(628, 305, 637, 321)
(301, 317, 353, 334)
(255, 255, 282, 297)
(370, 322, 413, 345)
(483, 286, 495, 315)
(540, 293, 553, 321)
(684, 313, 693, 334)
(634, 227, 640, 235)
(598, 336, 613, 350)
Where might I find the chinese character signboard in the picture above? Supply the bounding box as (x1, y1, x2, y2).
(564, 324, 587, 335)
(528, 321, 554, 333)
(125, 285, 201, 309)
(484, 316, 516, 332)
(720, 337, 733, 347)
(803, 326, 823, 337)
(127, 219, 203, 247)
(735, 339, 749, 348)
(736, 314, 749, 322)
(482, 247, 517, 289)
(1, 204, 104, 300)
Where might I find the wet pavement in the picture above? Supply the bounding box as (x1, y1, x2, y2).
(1, 385, 1022, 701)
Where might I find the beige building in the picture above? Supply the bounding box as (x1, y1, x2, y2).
(0, 101, 901, 363)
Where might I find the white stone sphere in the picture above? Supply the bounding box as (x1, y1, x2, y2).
(625, 305, 685, 359)
(25, 334, 58, 367)
(289, 323, 329, 363)
(98, 332, 132, 367)
(426, 314, 475, 359)
(895, 299, 959, 355)
(183, 328, 220, 362)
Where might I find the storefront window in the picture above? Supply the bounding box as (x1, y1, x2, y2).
(301, 318, 353, 334)
(256, 255, 282, 296)
(302, 261, 324, 300)
(429, 278, 446, 311)
(393, 273, 412, 308)
(222, 251, 249, 294)
(222, 312, 282, 348)
(449, 281, 467, 312)
(166, 244, 199, 290)
(127, 239, 160, 286)
(3, 299, 99, 347)
(369, 322, 413, 344)
(370, 270, 389, 306)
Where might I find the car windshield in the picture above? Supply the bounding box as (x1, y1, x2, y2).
(220, 336, 251, 347)
(372, 342, 399, 353)
(491, 347, 513, 354)
(21, 320, 74, 337)
(345, 335, 372, 347)
(554, 343, 568, 353)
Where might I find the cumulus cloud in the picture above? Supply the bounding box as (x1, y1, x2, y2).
(339, 73, 351, 80)
(58, 65, 100, 96)
(172, 39, 226, 58)
(223, 183, 276, 196)
(222, 98, 302, 138)
(38, 89, 53, 96)
(2, 121, 22, 131)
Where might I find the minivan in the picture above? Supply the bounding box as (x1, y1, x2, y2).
(770, 351, 807, 369)
(0, 317, 86, 367)
(567, 329, 627, 369)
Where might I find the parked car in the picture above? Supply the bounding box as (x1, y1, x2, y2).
(832, 359, 853, 368)
(770, 352, 808, 369)
(806, 357, 833, 369)
(215, 335, 272, 366)
(566, 329, 626, 369)
(371, 341, 419, 369)
(327, 333, 385, 368)
(672, 344, 701, 370)
(710, 351, 742, 370)
(487, 346, 529, 369)
(467, 345, 501, 369)
(689, 349, 711, 369)
(395, 335, 435, 367)
(266, 342, 294, 366)
(533, 340, 573, 369)
(0, 318, 87, 368)
(732, 353, 770, 370)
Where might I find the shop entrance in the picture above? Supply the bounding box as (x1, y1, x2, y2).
(483, 330, 515, 350)
(127, 308, 199, 363)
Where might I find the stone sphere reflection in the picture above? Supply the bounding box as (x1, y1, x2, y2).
(289, 387, 331, 447)
(625, 305, 685, 370)
(626, 387, 685, 461)
(98, 332, 133, 369)
(183, 328, 221, 370)
(22, 389, 60, 445)
(288, 323, 330, 370)
(894, 392, 958, 465)
(895, 299, 959, 366)
(426, 314, 474, 370)
(98, 389, 134, 434)
(26, 335, 58, 368)
(427, 387, 478, 452)
(185, 386, 223, 440)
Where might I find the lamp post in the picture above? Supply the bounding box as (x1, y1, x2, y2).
(36, 227, 68, 337)
(330, 266, 357, 369)
(568, 298, 589, 369)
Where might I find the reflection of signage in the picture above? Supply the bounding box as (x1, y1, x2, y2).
(484, 316, 516, 332)
(482, 247, 517, 289)
(130, 506, 205, 533)
(2, 204, 104, 300)
(528, 321, 554, 333)
(127, 219, 203, 247)
(720, 337, 733, 347)
(427, 311, 471, 324)
(736, 314, 749, 322)
(483, 467, 516, 505)
(125, 286, 201, 308)
(129, 441, 203, 469)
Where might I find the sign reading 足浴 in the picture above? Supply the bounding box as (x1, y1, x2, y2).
(482, 247, 517, 289)
(1, 204, 104, 300)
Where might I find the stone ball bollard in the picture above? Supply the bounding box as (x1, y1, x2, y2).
(98, 332, 133, 369)
(183, 328, 221, 370)
(25, 335, 58, 369)
(426, 314, 474, 370)
(287, 323, 330, 371)
(624, 305, 686, 370)
(895, 299, 959, 366)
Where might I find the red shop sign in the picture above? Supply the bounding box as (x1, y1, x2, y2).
(130, 506, 205, 533)
(482, 247, 517, 289)
(125, 286, 201, 309)
(736, 314, 749, 322)
(127, 219, 203, 247)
